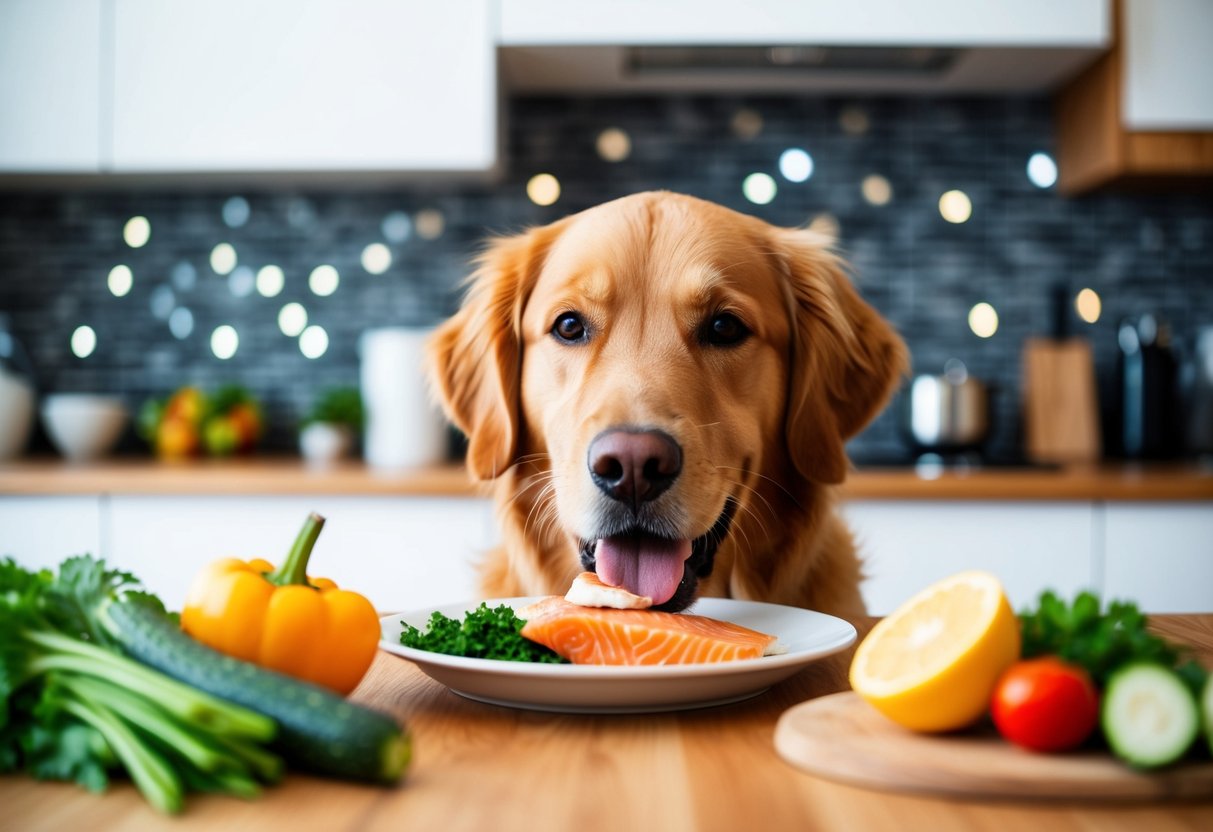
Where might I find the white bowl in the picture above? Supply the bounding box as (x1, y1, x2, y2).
(41, 394, 129, 462)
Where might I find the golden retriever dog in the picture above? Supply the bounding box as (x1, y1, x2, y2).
(428, 191, 906, 620)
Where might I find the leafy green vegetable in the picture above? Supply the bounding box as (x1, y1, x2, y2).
(1020, 590, 1208, 694)
(302, 387, 364, 430)
(401, 603, 568, 664)
(0, 555, 279, 814)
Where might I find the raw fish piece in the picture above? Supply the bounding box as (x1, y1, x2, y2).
(565, 571, 652, 610)
(518, 596, 780, 665)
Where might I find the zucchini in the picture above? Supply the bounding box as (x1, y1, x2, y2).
(99, 596, 410, 784)
(1102, 663, 1199, 769)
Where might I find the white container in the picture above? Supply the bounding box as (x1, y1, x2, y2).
(299, 422, 354, 466)
(0, 368, 35, 460)
(41, 394, 128, 462)
(359, 327, 447, 470)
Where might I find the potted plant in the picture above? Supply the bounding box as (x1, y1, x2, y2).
(300, 387, 363, 465)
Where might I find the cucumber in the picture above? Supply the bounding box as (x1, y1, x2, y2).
(99, 597, 410, 785)
(1102, 663, 1199, 769)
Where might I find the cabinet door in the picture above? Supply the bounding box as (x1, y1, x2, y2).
(0, 0, 102, 172)
(111, 0, 495, 172)
(108, 495, 496, 612)
(843, 501, 1094, 616)
(1122, 0, 1213, 130)
(1103, 503, 1213, 613)
(500, 0, 1107, 45)
(0, 496, 103, 570)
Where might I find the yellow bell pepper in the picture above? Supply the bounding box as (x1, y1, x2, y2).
(181, 513, 379, 695)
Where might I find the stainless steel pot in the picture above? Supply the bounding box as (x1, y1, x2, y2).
(901, 362, 991, 452)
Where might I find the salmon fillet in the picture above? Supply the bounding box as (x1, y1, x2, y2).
(518, 596, 780, 665)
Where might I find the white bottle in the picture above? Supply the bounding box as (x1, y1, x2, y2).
(359, 327, 447, 470)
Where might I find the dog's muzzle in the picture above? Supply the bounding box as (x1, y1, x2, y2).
(579, 498, 738, 612)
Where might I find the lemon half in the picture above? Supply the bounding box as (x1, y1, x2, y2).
(850, 571, 1020, 733)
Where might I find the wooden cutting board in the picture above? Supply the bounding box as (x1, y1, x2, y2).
(1021, 337, 1102, 463)
(774, 692, 1213, 801)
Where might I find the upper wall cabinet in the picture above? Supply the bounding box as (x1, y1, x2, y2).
(0, 0, 103, 172)
(499, 0, 1109, 94)
(111, 0, 496, 176)
(0, 0, 496, 177)
(1056, 0, 1213, 193)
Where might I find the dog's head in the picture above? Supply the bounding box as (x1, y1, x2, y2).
(429, 192, 906, 610)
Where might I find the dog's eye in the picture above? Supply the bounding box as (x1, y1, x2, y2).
(702, 313, 750, 347)
(551, 312, 587, 343)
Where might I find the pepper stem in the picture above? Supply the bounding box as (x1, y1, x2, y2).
(267, 513, 325, 587)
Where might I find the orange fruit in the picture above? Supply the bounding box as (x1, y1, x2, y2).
(849, 571, 1020, 733)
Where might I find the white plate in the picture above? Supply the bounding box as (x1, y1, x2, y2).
(378, 597, 857, 713)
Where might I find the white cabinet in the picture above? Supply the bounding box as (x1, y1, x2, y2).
(844, 501, 1096, 616)
(111, 0, 496, 173)
(499, 0, 1107, 46)
(1102, 503, 1213, 614)
(0, 0, 103, 172)
(1122, 0, 1213, 130)
(107, 495, 496, 613)
(0, 496, 104, 570)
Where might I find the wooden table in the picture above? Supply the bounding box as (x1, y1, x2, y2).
(6, 617, 1212, 831)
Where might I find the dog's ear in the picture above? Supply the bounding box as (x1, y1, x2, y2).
(427, 226, 559, 480)
(773, 227, 908, 484)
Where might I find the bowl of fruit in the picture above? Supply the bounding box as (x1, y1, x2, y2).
(139, 385, 264, 459)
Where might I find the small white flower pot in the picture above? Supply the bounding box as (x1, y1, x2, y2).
(299, 422, 354, 465)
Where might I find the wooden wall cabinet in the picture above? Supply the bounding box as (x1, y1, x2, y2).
(1057, 0, 1213, 194)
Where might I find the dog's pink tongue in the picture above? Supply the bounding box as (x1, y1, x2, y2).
(595, 536, 692, 605)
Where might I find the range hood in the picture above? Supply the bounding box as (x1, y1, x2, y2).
(498, 0, 1110, 94)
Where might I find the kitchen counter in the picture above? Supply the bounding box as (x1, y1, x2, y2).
(4, 615, 1211, 831)
(1, 457, 1212, 501)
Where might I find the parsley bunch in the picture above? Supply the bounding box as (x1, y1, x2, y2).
(401, 603, 568, 663)
(1020, 590, 1207, 693)
(0, 556, 280, 814)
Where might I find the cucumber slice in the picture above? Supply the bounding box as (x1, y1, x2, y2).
(1102, 663, 1199, 769)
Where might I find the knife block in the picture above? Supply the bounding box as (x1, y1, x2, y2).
(1022, 338, 1102, 464)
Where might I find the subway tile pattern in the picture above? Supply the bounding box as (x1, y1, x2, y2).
(1, 95, 1211, 459)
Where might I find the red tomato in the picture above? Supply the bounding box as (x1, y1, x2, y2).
(990, 657, 1099, 752)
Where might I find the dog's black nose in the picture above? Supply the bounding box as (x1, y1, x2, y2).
(588, 428, 682, 509)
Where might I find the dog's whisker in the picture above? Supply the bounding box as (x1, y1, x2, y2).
(524, 482, 561, 539)
(501, 469, 559, 512)
(717, 476, 775, 548)
(713, 465, 805, 512)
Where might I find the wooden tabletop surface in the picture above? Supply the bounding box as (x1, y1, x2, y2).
(5, 616, 1212, 831)
(3, 457, 1212, 501)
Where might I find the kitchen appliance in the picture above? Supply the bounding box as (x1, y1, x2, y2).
(0, 313, 35, 460)
(1021, 284, 1101, 464)
(360, 327, 447, 470)
(40, 394, 128, 461)
(1185, 325, 1213, 456)
(900, 359, 991, 454)
(1117, 313, 1181, 459)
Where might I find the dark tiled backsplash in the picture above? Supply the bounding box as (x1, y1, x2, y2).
(1, 96, 1211, 460)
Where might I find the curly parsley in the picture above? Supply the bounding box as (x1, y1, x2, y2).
(400, 603, 567, 664)
(1020, 590, 1207, 693)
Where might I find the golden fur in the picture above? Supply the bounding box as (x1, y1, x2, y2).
(427, 192, 907, 621)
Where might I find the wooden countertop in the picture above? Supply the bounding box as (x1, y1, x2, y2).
(1, 457, 1212, 501)
(5, 615, 1211, 831)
